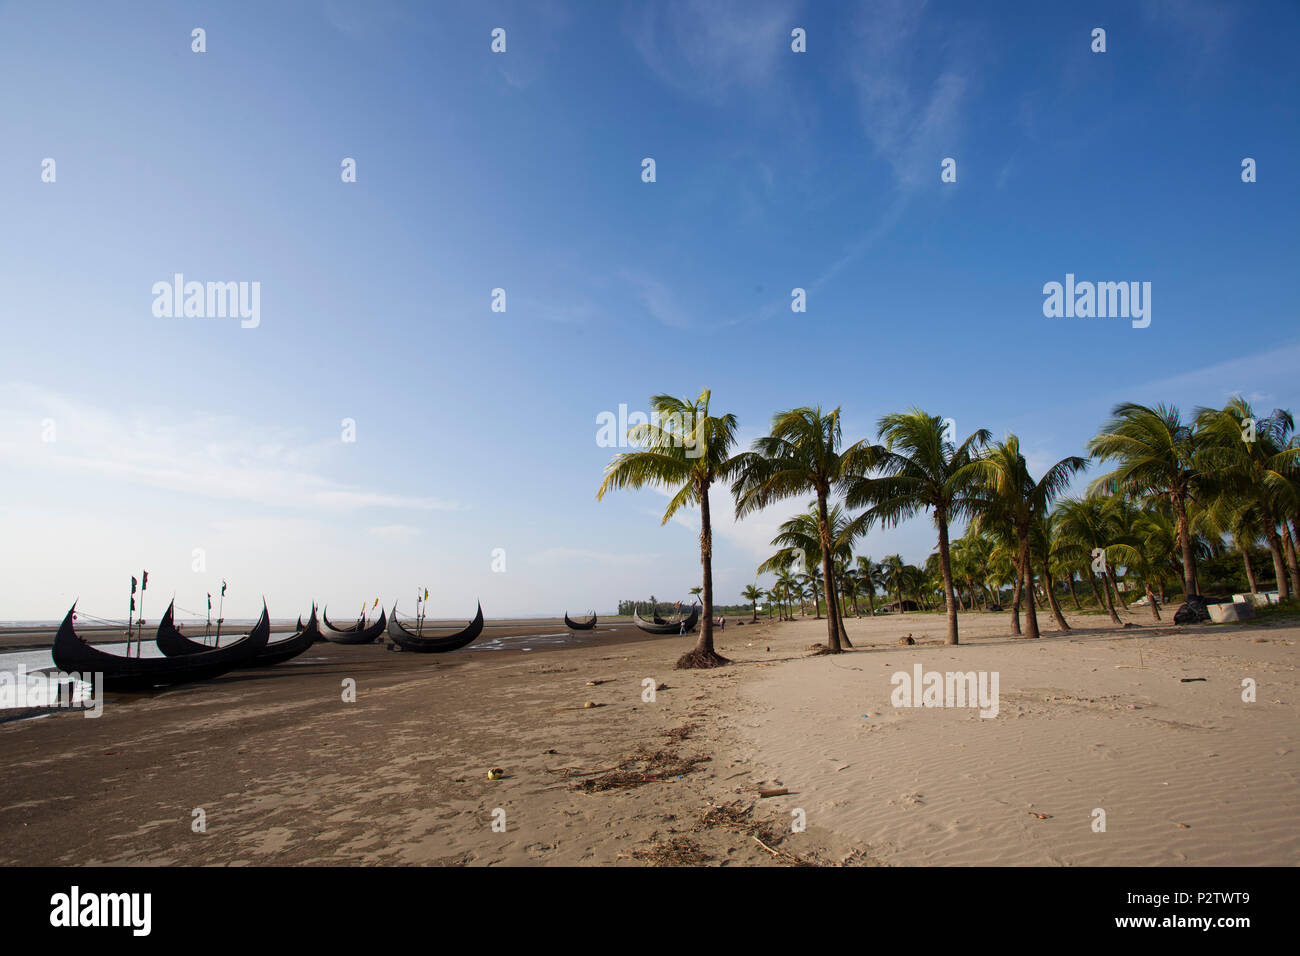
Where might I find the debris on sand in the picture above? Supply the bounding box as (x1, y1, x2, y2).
(662, 723, 698, 742)
(624, 835, 714, 866)
(573, 746, 711, 792)
(692, 800, 817, 866)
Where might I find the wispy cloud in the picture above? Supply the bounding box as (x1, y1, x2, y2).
(847, 0, 975, 190)
(625, 0, 801, 105)
(0, 384, 462, 513)
(618, 270, 692, 329)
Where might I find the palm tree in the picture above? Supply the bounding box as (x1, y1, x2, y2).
(969, 436, 1087, 639)
(1032, 512, 1072, 631)
(774, 568, 799, 620)
(839, 563, 861, 616)
(1201, 494, 1266, 595)
(597, 388, 739, 668)
(689, 586, 703, 602)
(855, 556, 880, 615)
(842, 409, 990, 645)
(1088, 403, 1207, 602)
(1053, 497, 1124, 624)
(759, 503, 859, 631)
(1196, 399, 1299, 599)
(732, 407, 855, 652)
(879, 554, 906, 612)
(741, 584, 763, 623)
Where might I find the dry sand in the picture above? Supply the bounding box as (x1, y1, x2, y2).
(0, 609, 1295, 866)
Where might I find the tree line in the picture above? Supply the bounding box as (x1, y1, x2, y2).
(598, 391, 1298, 669)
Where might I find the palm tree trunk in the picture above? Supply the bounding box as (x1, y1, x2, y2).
(815, 494, 842, 652)
(936, 513, 960, 645)
(1173, 490, 1197, 599)
(835, 587, 853, 647)
(1264, 523, 1289, 599)
(1042, 559, 1070, 631)
(1283, 522, 1300, 598)
(1243, 548, 1258, 594)
(1108, 566, 1129, 609)
(1093, 566, 1122, 624)
(1010, 563, 1022, 635)
(1021, 530, 1040, 639)
(865, 585, 876, 616)
(677, 482, 729, 669)
(1145, 582, 1161, 621)
(1291, 518, 1300, 586)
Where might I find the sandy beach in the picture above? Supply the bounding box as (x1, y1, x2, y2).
(1, 610, 1294, 866)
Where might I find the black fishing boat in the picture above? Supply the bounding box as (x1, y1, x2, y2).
(632, 604, 699, 634)
(157, 604, 321, 668)
(51, 601, 270, 692)
(386, 602, 483, 652)
(563, 611, 597, 630)
(320, 606, 387, 644)
(321, 608, 366, 633)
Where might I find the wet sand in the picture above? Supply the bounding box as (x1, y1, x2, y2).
(0, 617, 843, 865)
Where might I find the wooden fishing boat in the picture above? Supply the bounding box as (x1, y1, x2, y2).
(157, 604, 321, 668)
(632, 604, 699, 634)
(320, 606, 387, 644)
(51, 601, 269, 692)
(563, 611, 597, 630)
(322, 608, 366, 633)
(386, 602, 483, 653)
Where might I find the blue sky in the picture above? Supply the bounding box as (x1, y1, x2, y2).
(1, 0, 1297, 620)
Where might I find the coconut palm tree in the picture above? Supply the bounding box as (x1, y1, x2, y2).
(597, 388, 740, 668)
(1088, 403, 1208, 602)
(732, 407, 856, 652)
(969, 436, 1087, 639)
(1200, 494, 1267, 595)
(1031, 513, 1071, 631)
(879, 554, 906, 612)
(855, 556, 880, 616)
(1196, 399, 1299, 599)
(1053, 497, 1124, 624)
(741, 584, 763, 623)
(841, 409, 990, 645)
(774, 568, 799, 620)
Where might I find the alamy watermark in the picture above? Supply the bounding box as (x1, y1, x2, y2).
(595, 404, 701, 457)
(0, 666, 103, 718)
(152, 274, 261, 329)
(890, 664, 999, 718)
(1042, 273, 1150, 329)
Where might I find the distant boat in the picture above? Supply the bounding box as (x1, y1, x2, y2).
(157, 604, 321, 668)
(632, 604, 699, 634)
(52, 600, 269, 691)
(387, 602, 483, 652)
(320, 606, 387, 644)
(564, 611, 597, 631)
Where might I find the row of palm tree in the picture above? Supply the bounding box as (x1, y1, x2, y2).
(598, 390, 1299, 668)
